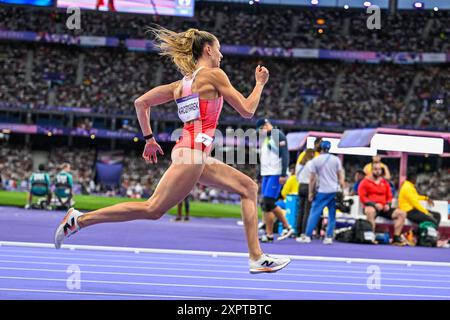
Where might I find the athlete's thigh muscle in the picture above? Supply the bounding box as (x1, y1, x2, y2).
(198, 157, 254, 195)
(149, 148, 205, 212)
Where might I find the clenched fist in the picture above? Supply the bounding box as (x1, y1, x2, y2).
(255, 65, 269, 86)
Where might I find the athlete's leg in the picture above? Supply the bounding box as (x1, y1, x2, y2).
(198, 157, 263, 261)
(77, 148, 206, 228)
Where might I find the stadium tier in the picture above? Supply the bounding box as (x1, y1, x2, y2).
(0, 3, 449, 51)
(0, 42, 449, 130)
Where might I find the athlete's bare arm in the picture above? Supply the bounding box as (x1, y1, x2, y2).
(210, 66, 269, 118)
(134, 81, 180, 164)
(134, 81, 180, 109)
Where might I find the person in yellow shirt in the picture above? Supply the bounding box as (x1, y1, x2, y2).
(296, 138, 321, 166)
(281, 169, 298, 199)
(364, 155, 391, 180)
(399, 171, 441, 227)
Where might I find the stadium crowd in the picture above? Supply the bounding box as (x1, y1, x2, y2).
(0, 4, 449, 51)
(1, 145, 448, 202)
(1, 41, 449, 130)
(0, 3, 448, 208)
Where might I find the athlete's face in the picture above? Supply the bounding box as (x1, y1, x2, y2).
(210, 39, 223, 68)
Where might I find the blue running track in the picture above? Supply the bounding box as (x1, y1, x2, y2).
(1, 245, 450, 300)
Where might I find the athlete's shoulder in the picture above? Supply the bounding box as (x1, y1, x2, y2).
(207, 68, 228, 82)
(169, 79, 181, 88)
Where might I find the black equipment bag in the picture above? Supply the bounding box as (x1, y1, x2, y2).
(352, 219, 375, 244)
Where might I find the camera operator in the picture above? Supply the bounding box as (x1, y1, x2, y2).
(335, 191, 353, 214)
(297, 141, 345, 245)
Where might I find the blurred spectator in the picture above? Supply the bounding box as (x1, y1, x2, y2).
(358, 162, 407, 246)
(350, 169, 366, 196)
(364, 156, 392, 180)
(399, 171, 441, 227)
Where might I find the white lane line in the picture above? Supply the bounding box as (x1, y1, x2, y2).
(0, 261, 450, 283)
(1, 276, 450, 299)
(0, 260, 450, 283)
(1, 266, 450, 290)
(0, 287, 242, 300)
(2, 241, 449, 267)
(0, 248, 445, 273)
(1, 254, 449, 277)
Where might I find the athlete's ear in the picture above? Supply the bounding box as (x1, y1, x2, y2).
(204, 44, 212, 57)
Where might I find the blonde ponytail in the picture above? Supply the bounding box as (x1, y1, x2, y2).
(146, 25, 217, 76)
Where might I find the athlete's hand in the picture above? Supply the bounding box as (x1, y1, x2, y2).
(142, 138, 164, 164)
(255, 65, 269, 86)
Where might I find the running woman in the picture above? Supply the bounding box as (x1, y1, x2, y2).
(54, 27, 290, 273)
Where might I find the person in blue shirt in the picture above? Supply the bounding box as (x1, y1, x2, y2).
(350, 169, 365, 196)
(54, 163, 74, 209)
(256, 118, 294, 242)
(26, 164, 52, 209)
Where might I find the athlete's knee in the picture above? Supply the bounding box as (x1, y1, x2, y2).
(144, 199, 165, 220)
(241, 179, 258, 199)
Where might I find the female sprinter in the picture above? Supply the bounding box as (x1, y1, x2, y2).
(54, 27, 290, 273)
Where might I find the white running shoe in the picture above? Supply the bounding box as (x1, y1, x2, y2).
(323, 237, 333, 245)
(277, 226, 294, 241)
(296, 235, 311, 243)
(249, 254, 291, 274)
(54, 208, 83, 249)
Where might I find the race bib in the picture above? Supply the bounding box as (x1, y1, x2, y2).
(195, 133, 214, 147)
(176, 93, 200, 123)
